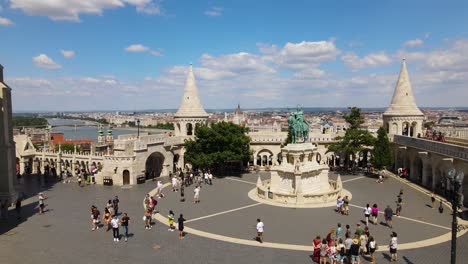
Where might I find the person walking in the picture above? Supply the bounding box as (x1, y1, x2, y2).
(193, 186, 201, 204)
(388, 232, 398, 262)
(38, 193, 45, 214)
(371, 204, 379, 225)
(363, 204, 371, 226)
(144, 194, 151, 211)
(208, 171, 213, 185)
(110, 215, 120, 242)
(121, 213, 130, 242)
(106, 200, 114, 216)
(180, 185, 185, 202)
(172, 176, 178, 192)
(168, 210, 175, 231)
(112, 196, 120, 216)
(91, 206, 100, 231)
(256, 218, 264, 243)
(144, 209, 152, 230)
(384, 205, 393, 228)
(178, 214, 186, 239)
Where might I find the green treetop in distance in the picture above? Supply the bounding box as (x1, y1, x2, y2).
(371, 126, 392, 170)
(184, 122, 252, 171)
(326, 107, 375, 166)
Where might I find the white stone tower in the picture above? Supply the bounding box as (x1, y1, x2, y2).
(383, 60, 425, 137)
(0, 64, 17, 203)
(174, 64, 209, 136)
(97, 126, 105, 144)
(105, 127, 113, 144)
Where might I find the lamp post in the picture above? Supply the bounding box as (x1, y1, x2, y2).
(447, 168, 464, 264)
(137, 119, 140, 138)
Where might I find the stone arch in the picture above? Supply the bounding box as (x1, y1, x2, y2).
(145, 152, 165, 179)
(122, 169, 130, 185)
(391, 122, 398, 135)
(256, 149, 274, 167)
(186, 123, 193, 136)
(176, 123, 181, 135)
(410, 121, 418, 137)
(402, 122, 410, 136)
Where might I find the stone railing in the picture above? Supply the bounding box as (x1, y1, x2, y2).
(249, 132, 287, 143)
(164, 136, 189, 147)
(393, 135, 468, 161)
(435, 127, 468, 140)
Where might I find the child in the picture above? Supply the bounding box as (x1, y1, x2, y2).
(168, 210, 175, 231)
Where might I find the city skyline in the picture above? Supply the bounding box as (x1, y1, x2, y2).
(1, 0, 468, 111)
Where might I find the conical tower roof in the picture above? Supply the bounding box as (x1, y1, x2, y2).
(175, 65, 208, 118)
(384, 60, 423, 116)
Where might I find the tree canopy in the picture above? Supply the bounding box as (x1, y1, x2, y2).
(12, 116, 48, 127)
(184, 122, 252, 171)
(326, 107, 375, 166)
(371, 126, 392, 170)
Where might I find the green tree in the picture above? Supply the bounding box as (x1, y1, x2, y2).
(326, 107, 375, 167)
(54, 143, 80, 152)
(184, 122, 252, 171)
(12, 116, 48, 127)
(371, 127, 392, 170)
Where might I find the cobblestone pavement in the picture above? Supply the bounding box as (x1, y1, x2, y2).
(0, 173, 466, 264)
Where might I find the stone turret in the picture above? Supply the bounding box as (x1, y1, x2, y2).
(174, 65, 208, 136)
(106, 127, 113, 144)
(383, 60, 424, 137)
(0, 64, 18, 203)
(97, 127, 105, 144)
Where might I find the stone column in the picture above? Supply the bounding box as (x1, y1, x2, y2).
(19, 158, 26, 175)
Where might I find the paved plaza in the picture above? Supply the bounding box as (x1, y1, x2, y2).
(0, 173, 467, 264)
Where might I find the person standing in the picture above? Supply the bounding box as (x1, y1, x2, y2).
(144, 194, 151, 211)
(431, 192, 436, 208)
(15, 197, 22, 220)
(343, 196, 350, 215)
(193, 186, 201, 204)
(157, 180, 165, 198)
(103, 208, 111, 231)
(121, 213, 130, 242)
(112, 196, 120, 216)
(319, 238, 329, 264)
(178, 214, 186, 239)
(349, 239, 360, 264)
(208, 171, 213, 185)
(313, 235, 322, 263)
(336, 196, 343, 214)
(368, 236, 376, 263)
(363, 204, 371, 226)
(256, 218, 264, 243)
(172, 176, 178, 192)
(106, 200, 114, 216)
(335, 223, 343, 241)
(110, 215, 120, 242)
(396, 201, 402, 217)
(354, 223, 363, 237)
(371, 204, 379, 225)
(388, 232, 398, 262)
(384, 205, 393, 228)
(38, 193, 45, 215)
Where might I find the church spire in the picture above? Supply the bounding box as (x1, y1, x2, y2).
(384, 60, 423, 116)
(175, 64, 208, 118)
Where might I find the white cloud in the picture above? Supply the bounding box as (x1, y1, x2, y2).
(342, 52, 392, 70)
(266, 40, 340, 69)
(204, 6, 223, 17)
(125, 44, 162, 57)
(200, 52, 275, 75)
(32, 54, 62, 69)
(10, 0, 162, 22)
(0, 17, 14, 26)
(60, 50, 75, 58)
(403, 38, 424, 48)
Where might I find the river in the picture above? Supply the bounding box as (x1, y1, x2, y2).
(47, 118, 135, 141)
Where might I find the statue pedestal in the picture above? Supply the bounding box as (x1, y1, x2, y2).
(256, 143, 344, 207)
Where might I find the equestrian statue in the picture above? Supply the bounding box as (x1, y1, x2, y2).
(288, 105, 309, 143)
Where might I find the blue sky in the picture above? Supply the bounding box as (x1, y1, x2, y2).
(1, 0, 468, 111)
